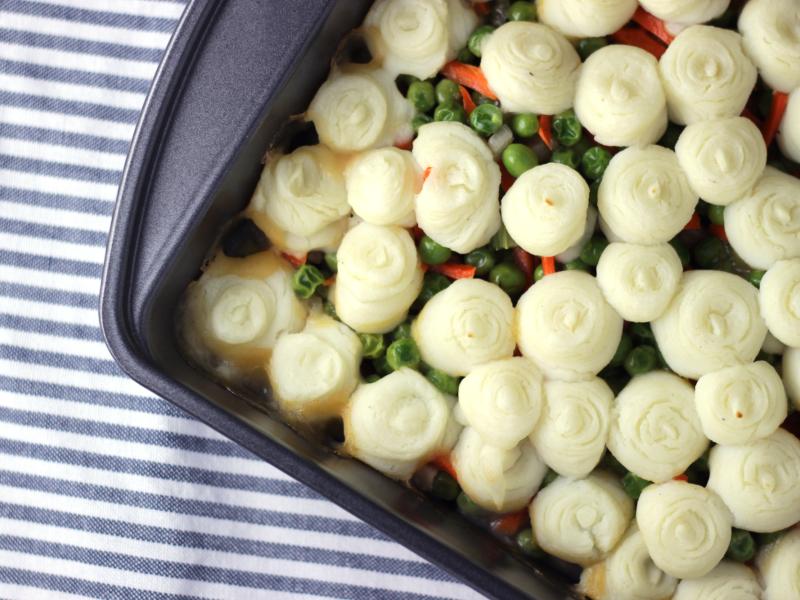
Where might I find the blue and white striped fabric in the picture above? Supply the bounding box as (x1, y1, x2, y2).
(0, 1, 484, 598)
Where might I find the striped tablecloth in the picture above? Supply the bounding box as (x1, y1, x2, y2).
(0, 1, 483, 598)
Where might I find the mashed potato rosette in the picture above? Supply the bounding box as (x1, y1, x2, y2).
(759, 258, 800, 347)
(756, 529, 800, 600)
(639, 0, 729, 26)
(738, 0, 800, 92)
(537, 0, 637, 38)
(672, 562, 762, 600)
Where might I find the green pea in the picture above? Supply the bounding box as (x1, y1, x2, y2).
(749, 269, 766, 288)
(468, 25, 494, 58)
(363, 374, 381, 383)
(727, 529, 756, 562)
(669, 238, 691, 268)
(434, 103, 467, 123)
(550, 148, 580, 170)
(414, 272, 451, 310)
(624, 345, 659, 376)
(552, 109, 583, 147)
(533, 264, 545, 282)
(412, 113, 433, 132)
(469, 103, 504, 136)
(426, 368, 460, 396)
(693, 236, 727, 268)
(431, 471, 461, 501)
(456, 492, 487, 519)
(323, 300, 338, 319)
(373, 355, 392, 376)
(708, 204, 725, 225)
(658, 122, 683, 150)
(474, 92, 499, 106)
(565, 258, 589, 271)
(419, 234, 452, 265)
(392, 321, 412, 341)
(502, 143, 538, 177)
(541, 469, 559, 488)
(465, 247, 496, 276)
(622, 472, 651, 500)
(386, 337, 421, 371)
(511, 113, 539, 138)
(579, 236, 609, 267)
(630, 322, 655, 344)
(358, 333, 386, 359)
(609, 333, 633, 368)
(456, 46, 477, 64)
(577, 37, 607, 60)
(490, 262, 527, 295)
(516, 528, 545, 557)
(589, 179, 600, 206)
(581, 146, 612, 180)
(508, 1, 537, 22)
(291, 264, 325, 299)
(491, 223, 518, 250)
(324, 252, 337, 273)
(407, 81, 435, 113)
(435, 79, 461, 105)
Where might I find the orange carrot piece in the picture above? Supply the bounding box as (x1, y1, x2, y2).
(611, 27, 667, 59)
(281, 252, 307, 268)
(459, 84, 477, 115)
(673, 474, 689, 482)
(441, 61, 497, 100)
(538, 115, 554, 150)
(323, 275, 336, 286)
(409, 225, 425, 242)
(631, 7, 675, 44)
(491, 509, 528, 536)
(762, 91, 789, 146)
(422, 166, 432, 183)
(513, 247, 535, 286)
(472, 1, 491, 16)
(684, 212, 702, 231)
(394, 138, 413, 151)
(431, 263, 478, 279)
(431, 454, 457, 479)
(709, 224, 728, 242)
(541, 256, 556, 276)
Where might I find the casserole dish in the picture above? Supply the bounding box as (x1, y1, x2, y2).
(100, 1, 578, 598)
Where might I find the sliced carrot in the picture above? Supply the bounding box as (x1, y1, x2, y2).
(538, 114, 554, 150)
(683, 212, 702, 231)
(430, 263, 478, 279)
(281, 252, 307, 268)
(762, 91, 789, 146)
(673, 474, 689, 482)
(422, 166, 432, 183)
(459, 84, 477, 115)
(394, 138, 413, 151)
(500, 164, 516, 192)
(441, 61, 497, 101)
(472, 1, 491, 16)
(709, 224, 728, 242)
(541, 256, 556, 276)
(513, 247, 535, 286)
(491, 509, 528, 536)
(431, 454, 457, 480)
(409, 225, 425, 242)
(611, 27, 667, 59)
(631, 7, 675, 44)
(323, 275, 336, 286)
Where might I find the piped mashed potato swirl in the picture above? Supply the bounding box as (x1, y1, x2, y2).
(537, 0, 638, 38)
(307, 65, 413, 153)
(672, 561, 762, 600)
(343, 368, 459, 480)
(756, 529, 800, 600)
(501, 163, 589, 257)
(516, 271, 623, 382)
(636, 481, 733, 579)
(695, 361, 787, 446)
(269, 313, 361, 421)
(607, 372, 708, 483)
(759, 258, 800, 347)
(707, 428, 800, 532)
(652, 271, 767, 379)
(333, 222, 423, 334)
(531, 378, 613, 478)
(659, 26, 757, 125)
(413, 122, 501, 253)
(249, 145, 349, 254)
(724, 168, 800, 270)
(574, 45, 668, 148)
(675, 117, 767, 206)
(779, 89, 800, 163)
(531, 473, 634, 566)
(451, 427, 547, 513)
(596, 242, 682, 323)
(598, 145, 698, 245)
(639, 0, 730, 26)
(578, 525, 678, 600)
(480, 21, 580, 115)
(457, 357, 544, 450)
(413, 278, 515, 376)
(738, 0, 800, 92)
(345, 147, 419, 227)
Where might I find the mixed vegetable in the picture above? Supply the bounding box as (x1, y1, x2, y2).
(179, 0, 800, 598)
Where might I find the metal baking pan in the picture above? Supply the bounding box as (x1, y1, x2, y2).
(100, 1, 578, 598)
